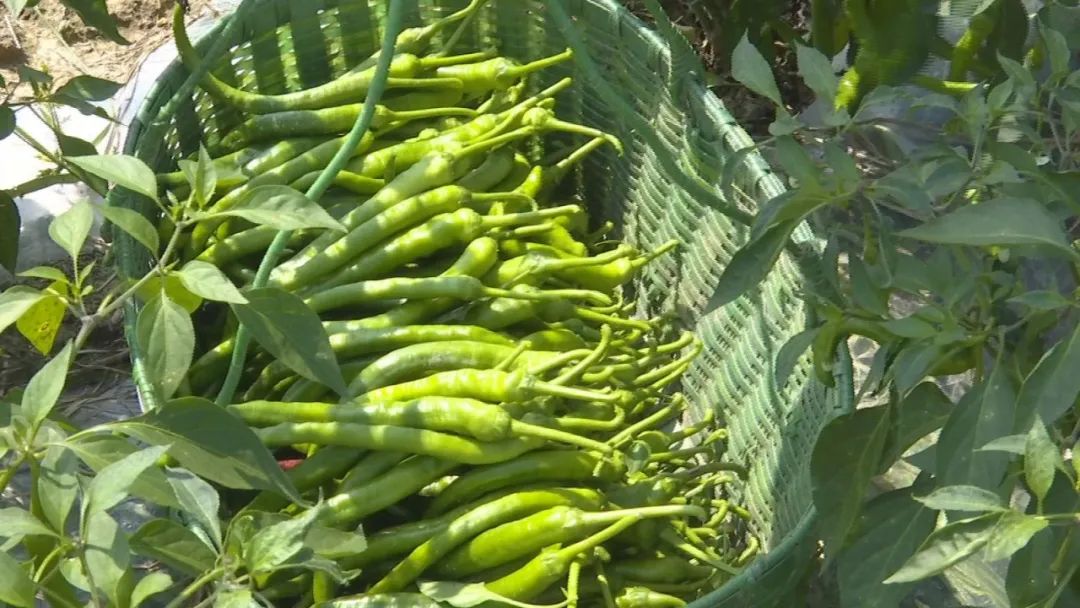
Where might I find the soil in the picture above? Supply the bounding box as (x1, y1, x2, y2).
(0, 0, 216, 99)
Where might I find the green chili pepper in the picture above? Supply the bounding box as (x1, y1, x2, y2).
(342, 487, 603, 572)
(337, 451, 407, 493)
(242, 445, 363, 513)
(611, 557, 713, 584)
(614, 586, 687, 607)
(435, 504, 704, 578)
(271, 187, 538, 290)
(370, 486, 629, 593)
(219, 104, 480, 150)
(484, 515, 641, 601)
(235, 396, 612, 452)
(352, 368, 613, 405)
(308, 205, 582, 291)
(318, 455, 459, 528)
(343, 340, 573, 395)
(256, 422, 543, 465)
(434, 48, 574, 95)
(306, 275, 610, 314)
(426, 450, 626, 517)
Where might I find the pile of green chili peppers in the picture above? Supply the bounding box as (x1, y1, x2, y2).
(165, 3, 758, 606)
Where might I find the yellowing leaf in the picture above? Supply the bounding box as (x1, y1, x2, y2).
(16, 280, 68, 354)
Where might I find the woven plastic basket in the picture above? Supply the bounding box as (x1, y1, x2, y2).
(107, 0, 854, 605)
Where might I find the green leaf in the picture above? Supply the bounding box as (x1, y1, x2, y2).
(65, 435, 180, 510)
(246, 505, 320, 573)
(135, 274, 203, 314)
(898, 198, 1074, 257)
(772, 136, 820, 187)
(68, 155, 157, 202)
(38, 445, 79, 532)
(885, 514, 1001, 583)
(1042, 24, 1070, 78)
(881, 382, 954, 468)
(891, 343, 945, 395)
(179, 146, 218, 209)
(1009, 290, 1073, 312)
(100, 206, 159, 254)
(978, 434, 1026, 455)
(203, 185, 345, 232)
(1014, 323, 1080, 427)
(1005, 518, 1056, 606)
(731, 34, 782, 106)
(915, 485, 1006, 513)
(17, 266, 69, 282)
(85, 445, 170, 516)
(936, 367, 1015, 491)
(849, 257, 888, 316)
(837, 483, 937, 607)
(232, 288, 346, 396)
(84, 510, 134, 608)
(1024, 418, 1059, 506)
(109, 397, 301, 502)
(0, 193, 18, 273)
(16, 280, 67, 354)
(304, 524, 367, 559)
(48, 201, 95, 261)
(0, 550, 34, 608)
(214, 589, 259, 608)
(176, 261, 247, 304)
(0, 507, 60, 540)
(21, 340, 73, 428)
(881, 316, 937, 340)
(58, 0, 127, 44)
(130, 572, 173, 608)
(774, 328, 816, 386)
(51, 75, 122, 116)
(812, 405, 891, 563)
(136, 294, 194, 400)
(0, 286, 45, 334)
(166, 468, 222, 548)
(796, 43, 838, 102)
(983, 512, 1049, 562)
(419, 580, 564, 608)
(706, 219, 799, 311)
(53, 75, 122, 102)
(130, 518, 217, 578)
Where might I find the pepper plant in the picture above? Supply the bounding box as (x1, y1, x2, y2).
(720, 3, 1080, 605)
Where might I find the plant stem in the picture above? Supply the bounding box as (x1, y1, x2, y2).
(0, 453, 27, 495)
(215, 0, 408, 406)
(163, 566, 226, 608)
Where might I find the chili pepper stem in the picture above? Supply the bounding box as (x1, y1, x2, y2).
(528, 378, 617, 403)
(555, 324, 613, 386)
(552, 407, 625, 432)
(576, 307, 651, 331)
(609, 398, 684, 447)
(567, 558, 583, 608)
(419, 50, 496, 69)
(494, 342, 529, 371)
(508, 420, 613, 453)
(434, 0, 490, 56)
(660, 527, 740, 576)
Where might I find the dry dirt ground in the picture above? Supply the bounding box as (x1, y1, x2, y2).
(0, 0, 215, 98)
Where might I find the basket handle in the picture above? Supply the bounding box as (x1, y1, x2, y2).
(638, 0, 706, 97)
